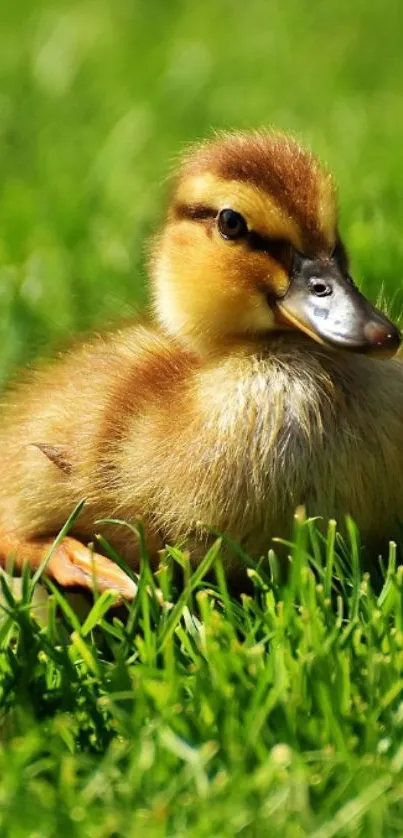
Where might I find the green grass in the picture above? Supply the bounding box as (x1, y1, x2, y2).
(2, 520, 403, 836)
(2, 0, 403, 834)
(0, 522, 403, 838)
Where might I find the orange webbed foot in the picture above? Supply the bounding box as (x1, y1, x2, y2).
(0, 533, 137, 601)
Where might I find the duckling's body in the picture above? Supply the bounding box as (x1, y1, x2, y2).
(2, 326, 403, 575)
(0, 131, 401, 596)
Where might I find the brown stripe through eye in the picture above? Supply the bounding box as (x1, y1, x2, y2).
(173, 203, 293, 269)
(174, 203, 217, 222)
(247, 230, 292, 268)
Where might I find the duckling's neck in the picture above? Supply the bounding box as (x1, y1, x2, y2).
(173, 328, 330, 363)
(219, 330, 325, 359)
(154, 304, 323, 359)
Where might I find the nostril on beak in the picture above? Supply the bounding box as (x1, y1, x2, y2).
(364, 320, 401, 356)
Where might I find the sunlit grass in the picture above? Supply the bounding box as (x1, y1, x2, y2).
(1, 517, 403, 836)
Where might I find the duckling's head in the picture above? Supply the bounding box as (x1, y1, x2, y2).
(152, 131, 400, 357)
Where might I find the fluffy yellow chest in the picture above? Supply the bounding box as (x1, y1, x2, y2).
(161, 346, 403, 552)
(111, 339, 403, 559)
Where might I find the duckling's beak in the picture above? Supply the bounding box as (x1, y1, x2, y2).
(275, 255, 401, 358)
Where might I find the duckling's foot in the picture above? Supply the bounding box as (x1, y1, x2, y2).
(0, 533, 137, 601)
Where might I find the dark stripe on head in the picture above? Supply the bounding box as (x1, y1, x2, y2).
(178, 132, 335, 252)
(174, 203, 217, 222)
(246, 230, 292, 268)
(174, 200, 294, 269)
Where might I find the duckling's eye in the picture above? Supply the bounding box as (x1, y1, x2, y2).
(217, 209, 247, 241)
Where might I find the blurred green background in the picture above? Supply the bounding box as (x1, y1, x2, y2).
(1, 0, 403, 383)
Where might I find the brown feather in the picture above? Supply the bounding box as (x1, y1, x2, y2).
(33, 443, 72, 475)
(176, 131, 336, 251)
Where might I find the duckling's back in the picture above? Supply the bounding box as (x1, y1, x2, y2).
(0, 324, 197, 556)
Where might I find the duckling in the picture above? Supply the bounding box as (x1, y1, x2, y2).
(0, 130, 402, 599)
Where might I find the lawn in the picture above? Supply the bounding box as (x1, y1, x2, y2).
(1, 0, 403, 835)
